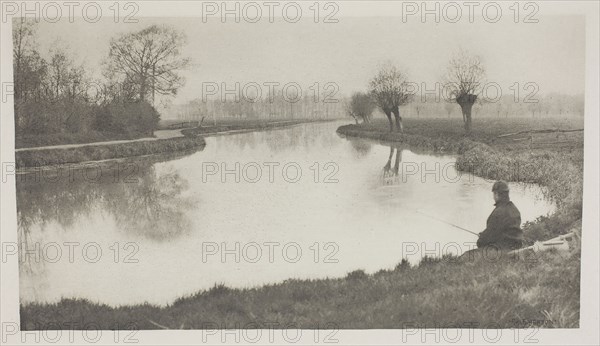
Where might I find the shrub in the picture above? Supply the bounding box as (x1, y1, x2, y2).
(94, 101, 160, 137)
(15, 99, 161, 147)
(346, 269, 368, 280)
(15, 98, 95, 137)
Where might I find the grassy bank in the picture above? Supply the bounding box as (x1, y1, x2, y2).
(19, 117, 583, 329)
(16, 131, 147, 149)
(21, 250, 580, 330)
(15, 134, 206, 169)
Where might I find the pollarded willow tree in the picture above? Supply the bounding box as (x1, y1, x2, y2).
(107, 25, 190, 104)
(444, 49, 485, 135)
(346, 92, 376, 124)
(369, 63, 413, 132)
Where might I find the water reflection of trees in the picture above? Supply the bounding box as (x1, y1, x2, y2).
(382, 146, 403, 186)
(106, 169, 195, 240)
(348, 139, 373, 158)
(213, 123, 341, 153)
(16, 158, 197, 243)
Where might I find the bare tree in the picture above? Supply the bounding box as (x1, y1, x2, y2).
(346, 92, 376, 124)
(369, 63, 413, 132)
(444, 49, 485, 134)
(344, 101, 359, 124)
(12, 19, 47, 103)
(107, 25, 189, 104)
(13, 18, 35, 101)
(47, 47, 77, 98)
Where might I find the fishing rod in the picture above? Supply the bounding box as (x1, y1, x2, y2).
(415, 209, 480, 237)
(508, 232, 575, 255)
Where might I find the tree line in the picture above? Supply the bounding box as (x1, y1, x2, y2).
(347, 49, 584, 135)
(169, 49, 582, 131)
(13, 19, 189, 146)
(170, 92, 345, 124)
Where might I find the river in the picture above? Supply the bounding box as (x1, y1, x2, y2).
(17, 121, 554, 306)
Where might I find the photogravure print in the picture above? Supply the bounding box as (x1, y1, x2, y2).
(0, 1, 597, 345)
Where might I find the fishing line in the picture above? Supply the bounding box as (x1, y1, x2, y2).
(415, 209, 480, 237)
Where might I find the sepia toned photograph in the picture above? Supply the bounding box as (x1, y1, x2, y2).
(0, 1, 598, 345)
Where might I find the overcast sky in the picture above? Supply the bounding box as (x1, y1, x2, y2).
(32, 15, 585, 104)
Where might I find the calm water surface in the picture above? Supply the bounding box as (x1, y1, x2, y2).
(17, 121, 554, 306)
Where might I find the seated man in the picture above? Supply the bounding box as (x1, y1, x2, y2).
(477, 181, 524, 250)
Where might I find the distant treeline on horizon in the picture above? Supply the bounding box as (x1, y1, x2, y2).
(169, 92, 584, 121)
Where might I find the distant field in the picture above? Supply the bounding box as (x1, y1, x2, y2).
(365, 115, 583, 149)
(348, 116, 584, 164)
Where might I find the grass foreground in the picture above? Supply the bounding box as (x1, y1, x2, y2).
(20, 116, 583, 329)
(21, 251, 580, 330)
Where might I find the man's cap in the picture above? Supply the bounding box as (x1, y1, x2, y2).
(492, 181, 510, 193)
